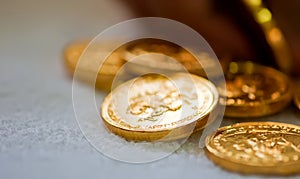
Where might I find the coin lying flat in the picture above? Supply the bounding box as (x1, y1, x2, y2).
(101, 73, 219, 141)
(219, 61, 293, 118)
(123, 39, 219, 77)
(63, 41, 125, 91)
(205, 122, 300, 175)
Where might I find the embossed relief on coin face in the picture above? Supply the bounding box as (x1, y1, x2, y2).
(224, 73, 286, 105)
(207, 122, 300, 166)
(126, 75, 202, 123)
(218, 62, 293, 118)
(103, 73, 218, 131)
(220, 62, 290, 106)
(127, 77, 183, 122)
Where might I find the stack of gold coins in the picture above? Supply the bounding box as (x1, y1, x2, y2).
(63, 41, 125, 91)
(101, 73, 219, 141)
(219, 61, 293, 118)
(205, 122, 300, 175)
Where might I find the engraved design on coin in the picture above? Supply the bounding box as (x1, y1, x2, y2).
(126, 77, 199, 122)
(103, 73, 218, 131)
(222, 73, 286, 105)
(72, 17, 225, 162)
(218, 61, 293, 118)
(127, 88, 183, 122)
(207, 122, 300, 166)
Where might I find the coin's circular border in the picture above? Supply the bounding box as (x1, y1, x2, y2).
(205, 122, 300, 175)
(223, 62, 293, 118)
(72, 17, 226, 163)
(101, 73, 219, 141)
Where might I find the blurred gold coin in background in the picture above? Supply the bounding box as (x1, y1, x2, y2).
(101, 73, 219, 142)
(64, 39, 226, 91)
(205, 122, 300, 175)
(219, 61, 293, 118)
(123, 39, 219, 77)
(63, 41, 125, 91)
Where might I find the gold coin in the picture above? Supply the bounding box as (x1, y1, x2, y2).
(123, 39, 217, 77)
(63, 41, 125, 91)
(101, 73, 219, 141)
(205, 122, 300, 175)
(219, 61, 293, 118)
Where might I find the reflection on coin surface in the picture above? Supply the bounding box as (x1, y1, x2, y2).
(123, 39, 217, 77)
(101, 73, 219, 141)
(219, 61, 293, 118)
(63, 41, 125, 91)
(205, 122, 300, 175)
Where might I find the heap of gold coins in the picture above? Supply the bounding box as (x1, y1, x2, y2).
(64, 39, 300, 176)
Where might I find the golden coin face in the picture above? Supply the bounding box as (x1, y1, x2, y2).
(205, 122, 300, 175)
(101, 73, 219, 141)
(219, 61, 293, 118)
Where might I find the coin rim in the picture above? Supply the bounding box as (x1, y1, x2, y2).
(64, 41, 126, 91)
(101, 73, 219, 141)
(205, 122, 300, 175)
(222, 62, 293, 118)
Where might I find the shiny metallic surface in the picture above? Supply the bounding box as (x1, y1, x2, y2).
(101, 73, 219, 141)
(243, 0, 293, 74)
(63, 41, 125, 91)
(220, 61, 293, 118)
(205, 122, 300, 175)
(123, 39, 218, 77)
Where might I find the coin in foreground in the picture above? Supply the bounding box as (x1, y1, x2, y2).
(219, 61, 293, 118)
(63, 41, 125, 91)
(101, 73, 219, 141)
(205, 122, 300, 175)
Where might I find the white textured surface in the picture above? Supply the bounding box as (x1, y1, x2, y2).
(1, 1, 300, 179)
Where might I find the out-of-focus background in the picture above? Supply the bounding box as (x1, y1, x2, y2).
(1, 0, 300, 179)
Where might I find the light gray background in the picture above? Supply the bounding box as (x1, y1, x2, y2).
(1, 1, 300, 178)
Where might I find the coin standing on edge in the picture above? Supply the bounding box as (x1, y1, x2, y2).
(101, 73, 219, 142)
(205, 122, 300, 175)
(219, 61, 293, 118)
